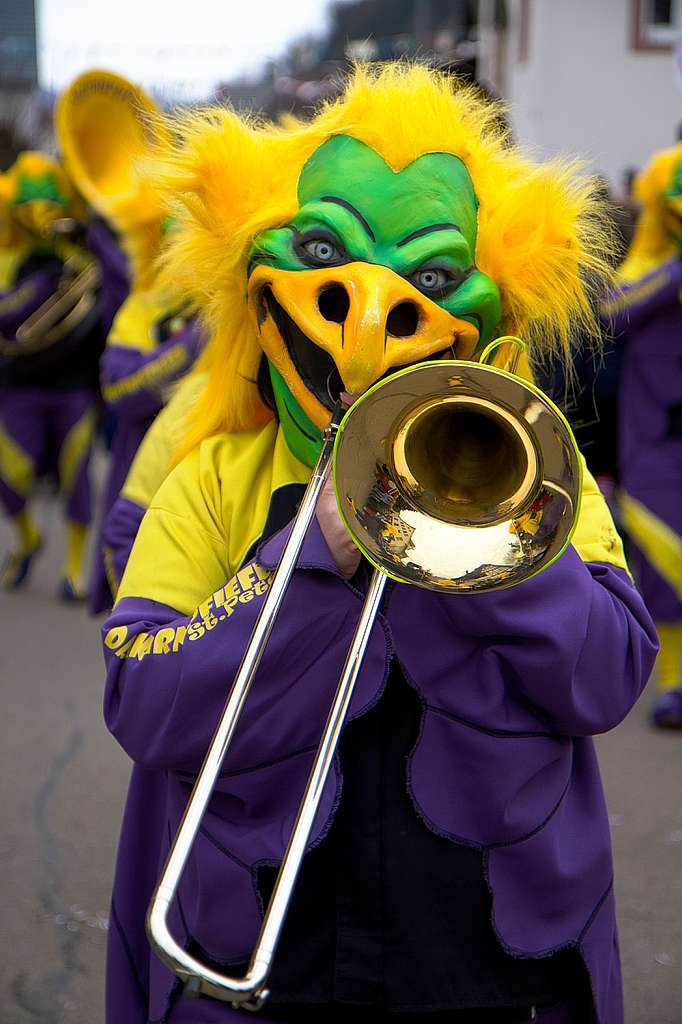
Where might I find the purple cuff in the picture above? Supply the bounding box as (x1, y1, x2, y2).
(102, 496, 146, 594)
(0, 271, 57, 336)
(87, 218, 129, 284)
(101, 322, 202, 419)
(87, 218, 129, 336)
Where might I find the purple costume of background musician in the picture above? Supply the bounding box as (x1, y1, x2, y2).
(603, 257, 682, 624)
(0, 220, 125, 548)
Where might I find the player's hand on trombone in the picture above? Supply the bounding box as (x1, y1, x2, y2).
(316, 390, 362, 579)
(316, 473, 361, 579)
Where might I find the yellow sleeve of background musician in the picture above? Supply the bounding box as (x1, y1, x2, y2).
(572, 457, 628, 571)
(0, 244, 31, 290)
(107, 286, 169, 354)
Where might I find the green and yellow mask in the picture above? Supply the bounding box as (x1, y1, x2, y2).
(152, 64, 609, 467)
(247, 136, 502, 465)
(7, 151, 78, 241)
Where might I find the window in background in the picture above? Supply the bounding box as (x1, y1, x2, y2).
(632, 0, 682, 49)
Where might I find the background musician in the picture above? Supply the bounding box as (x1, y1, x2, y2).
(0, 152, 103, 598)
(55, 70, 205, 613)
(601, 144, 682, 728)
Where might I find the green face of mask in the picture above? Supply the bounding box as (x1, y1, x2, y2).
(12, 172, 67, 207)
(268, 361, 324, 467)
(11, 171, 70, 241)
(252, 136, 502, 466)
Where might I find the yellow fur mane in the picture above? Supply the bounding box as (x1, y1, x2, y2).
(151, 63, 612, 457)
(618, 142, 682, 283)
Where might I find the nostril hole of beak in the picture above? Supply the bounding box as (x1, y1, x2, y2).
(386, 301, 420, 338)
(317, 284, 350, 324)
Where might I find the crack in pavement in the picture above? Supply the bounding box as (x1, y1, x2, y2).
(11, 729, 85, 1023)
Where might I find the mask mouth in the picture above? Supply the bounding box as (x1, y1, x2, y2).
(263, 287, 344, 411)
(261, 285, 460, 412)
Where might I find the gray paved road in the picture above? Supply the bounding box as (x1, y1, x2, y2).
(0, 492, 680, 1023)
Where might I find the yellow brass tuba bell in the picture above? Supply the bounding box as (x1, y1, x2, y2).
(55, 69, 168, 289)
(55, 69, 163, 233)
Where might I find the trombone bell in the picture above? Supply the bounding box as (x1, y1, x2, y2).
(334, 360, 581, 592)
(389, 395, 541, 524)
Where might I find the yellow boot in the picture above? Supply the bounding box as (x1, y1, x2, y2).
(0, 509, 42, 590)
(651, 624, 682, 728)
(59, 520, 88, 602)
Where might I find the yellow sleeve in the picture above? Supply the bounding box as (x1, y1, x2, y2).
(619, 491, 682, 598)
(0, 244, 30, 289)
(117, 438, 231, 615)
(571, 457, 628, 571)
(107, 286, 168, 353)
(116, 422, 283, 614)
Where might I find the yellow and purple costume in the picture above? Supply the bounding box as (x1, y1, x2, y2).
(56, 70, 205, 612)
(0, 152, 102, 597)
(101, 66, 656, 1023)
(602, 143, 682, 724)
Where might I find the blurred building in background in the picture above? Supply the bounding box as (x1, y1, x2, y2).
(216, 0, 483, 116)
(0, 0, 49, 168)
(216, 0, 681, 190)
(1, 0, 680, 186)
(495, 0, 682, 190)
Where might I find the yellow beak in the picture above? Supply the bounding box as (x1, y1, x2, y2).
(249, 263, 480, 429)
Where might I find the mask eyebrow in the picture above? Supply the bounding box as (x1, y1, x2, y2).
(396, 223, 462, 247)
(320, 195, 376, 242)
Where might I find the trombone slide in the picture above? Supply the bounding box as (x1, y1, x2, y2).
(13, 263, 101, 351)
(147, 406, 380, 1008)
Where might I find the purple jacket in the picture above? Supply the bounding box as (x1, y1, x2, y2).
(89, 319, 203, 613)
(0, 223, 128, 343)
(102, 506, 656, 1023)
(602, 258, 682, 620)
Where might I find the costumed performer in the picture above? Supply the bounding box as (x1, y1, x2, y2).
(102, 65, 657, 1024)
(0, 152, 102, 597)
(56, 69, 204, 614)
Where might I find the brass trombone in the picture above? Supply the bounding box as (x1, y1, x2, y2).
(147, 337, 582, 1010)
(0, 216, 101, 357)
(11, 260, 101, 352)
